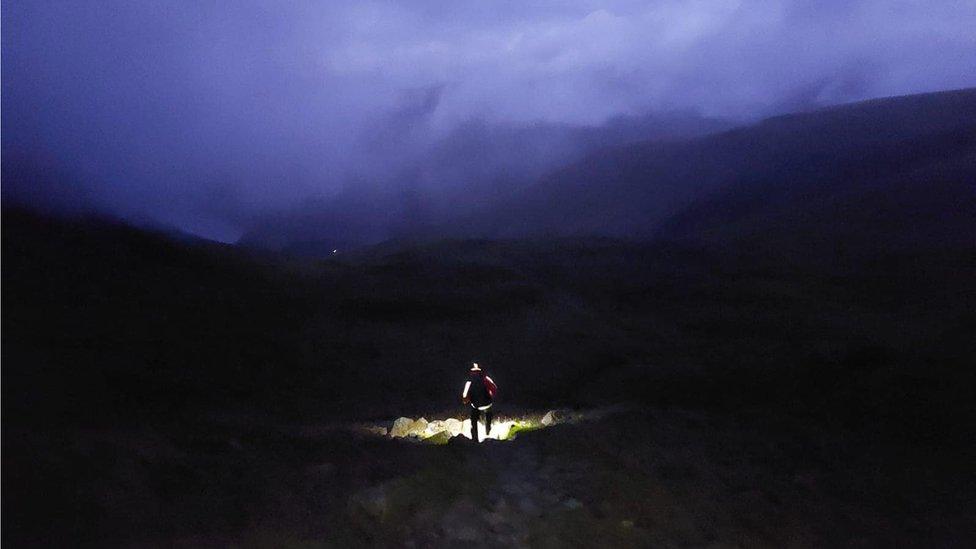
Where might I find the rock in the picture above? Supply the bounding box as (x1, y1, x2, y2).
(390, 417, 414, 438)
(447, 434, 471, 446)
(541, 411, 558, 426)
(492, 421, 518, 440)
(444, 418, 463, 437)
(410, 417, 429, 436)
(424, 431, 452, 445)
(359, 424, 387, 437)
(425, 420, 446, 437)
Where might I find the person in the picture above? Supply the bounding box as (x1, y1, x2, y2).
(461, 362, 497, 442)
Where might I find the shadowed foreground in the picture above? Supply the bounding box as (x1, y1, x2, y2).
(3, 207, 975, 546)
(6, 407, 973, 547)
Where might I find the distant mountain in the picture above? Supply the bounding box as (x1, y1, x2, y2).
(244, 89, 976, 256)
(477, 88, 976, 248)
(239, 111, 731, 255)
(657, 93, 976, 257)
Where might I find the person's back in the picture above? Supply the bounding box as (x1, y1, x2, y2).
(461, 363, 497, 442)
(466, 369, 491, 407)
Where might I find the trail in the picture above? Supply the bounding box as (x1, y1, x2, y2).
(338, 406, 661, 547)
(350, 405, 631, 443)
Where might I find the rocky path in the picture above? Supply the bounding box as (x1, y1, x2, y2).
(331, 406, 970, 548)
(29, 406, 969, 546)
(343, 408, 657, 547)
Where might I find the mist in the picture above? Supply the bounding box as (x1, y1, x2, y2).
(3, 0, 975, 241)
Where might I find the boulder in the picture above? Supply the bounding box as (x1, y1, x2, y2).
(488, 420, 516, 440)
(358, 424, 387, 437)
(390, 417, 414, 438)
(410, 417, 429, 436)
(541, 411, 558, 426)
(425, 420, 446, 437)
(424, 431, 452, 445)
(444, 418, 463, 437)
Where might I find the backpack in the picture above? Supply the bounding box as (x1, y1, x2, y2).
(483, 375, 497, 399)
(468, 372, 496, 406)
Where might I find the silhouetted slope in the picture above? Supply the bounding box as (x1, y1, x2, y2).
(658, 141, 976, 251)
(240, 89, 976, 252)
(5, 206, 975, 430)
(5, 206, 974, 545)
(239, 112, 731, 254)
(482, 88, 976, 241)
(1, 209, 312, 425)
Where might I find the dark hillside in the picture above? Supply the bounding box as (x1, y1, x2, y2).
(2, 209, 314, 426)
(4, 205, 975, 545)
(481, 88, 976, 239)
(657, 137, 976, 254)
(5, 208, 973, 437)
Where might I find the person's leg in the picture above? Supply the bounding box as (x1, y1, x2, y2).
(470, 407, 479, 441)
(485, 409, 493, 439)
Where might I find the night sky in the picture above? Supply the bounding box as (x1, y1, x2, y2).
(4, 1, 975, 241)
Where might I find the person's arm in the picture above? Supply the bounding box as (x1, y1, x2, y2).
(461, 380, 472, 404)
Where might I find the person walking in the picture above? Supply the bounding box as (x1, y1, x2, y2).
(461, 363, 497, 442)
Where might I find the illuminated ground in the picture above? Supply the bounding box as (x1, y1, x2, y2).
(356, 407, 620, 443)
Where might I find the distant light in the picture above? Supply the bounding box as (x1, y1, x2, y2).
(332, 249, 338, 254)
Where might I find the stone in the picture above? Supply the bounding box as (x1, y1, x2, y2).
(390, 417, 414, 438)
(358, 424, 387, 437)
(443, 418, 463, 437)
(425, 420, 446, 437)
(410, 417, 429, 436)
(541, 410, 558, 426)
(490, 420, 517, 440)
(424, 431, 452, 445)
